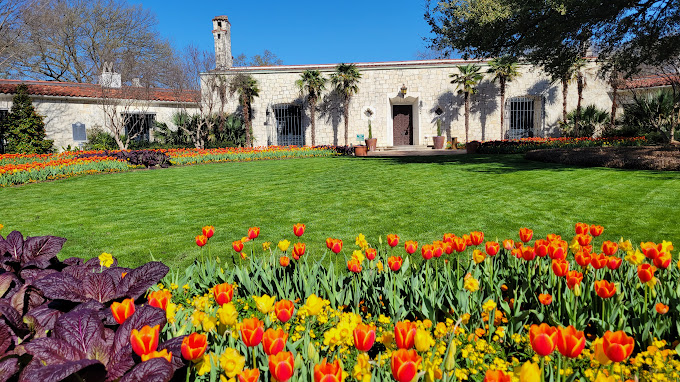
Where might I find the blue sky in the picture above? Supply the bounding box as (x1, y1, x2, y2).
(138, 0, 437, 65)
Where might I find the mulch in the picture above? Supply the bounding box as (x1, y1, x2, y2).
(525, 145, 680, 171)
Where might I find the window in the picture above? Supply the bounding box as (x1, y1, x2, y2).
(507, 97, 535, 139)
(72, 122, 86, 141)
(0, 109, 8, 154)
(123, 113, 155, 142)
(273, 104, 304, 146)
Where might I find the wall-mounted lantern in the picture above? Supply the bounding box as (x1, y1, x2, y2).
(400, 84, 407, 96)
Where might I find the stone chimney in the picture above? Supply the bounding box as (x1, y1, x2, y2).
(99, 62, 121, 88)
(213, 16, 232, 70)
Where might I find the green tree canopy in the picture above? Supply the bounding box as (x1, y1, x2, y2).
(3, 84, 53, 153)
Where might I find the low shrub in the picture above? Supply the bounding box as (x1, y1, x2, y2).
(477, 136, 646, 154)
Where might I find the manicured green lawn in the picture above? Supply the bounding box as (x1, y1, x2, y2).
(1, 154, 679, 270)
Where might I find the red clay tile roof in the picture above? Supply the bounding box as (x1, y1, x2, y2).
(622, 75, 680, 90)
(0, 79, 200, 103)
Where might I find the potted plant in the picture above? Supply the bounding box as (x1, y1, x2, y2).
(364, 107, 377, 151)
(433, 119, 445, 149)
(354, 144, 368, 156)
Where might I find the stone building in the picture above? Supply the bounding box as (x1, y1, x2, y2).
(205, 16, 616, 147)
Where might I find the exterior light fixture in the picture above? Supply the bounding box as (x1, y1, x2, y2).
(400, 84, 407, 96)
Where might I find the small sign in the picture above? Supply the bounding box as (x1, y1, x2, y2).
(356, 134, 365, 141)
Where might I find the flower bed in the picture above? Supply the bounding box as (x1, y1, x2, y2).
(165, 146, 337, 166)
(1, 222, 677, 382)
(477, 137, 646, 154)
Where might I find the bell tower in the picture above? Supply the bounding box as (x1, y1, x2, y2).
(213, 16, 232, 69)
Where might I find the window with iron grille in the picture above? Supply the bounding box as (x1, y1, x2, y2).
(123, 113, 155, 142)
(507, 97, 535, 139)
(0, 110, 8, 154)
(273, 104, 304, 146)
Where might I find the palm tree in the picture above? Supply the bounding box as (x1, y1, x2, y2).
(330, 63, 361, 146)
(573, 58, 588, 137)
(296, 70, 326, 146)
(450, 64, 484, 143)
(487, 56, 520, 139)
(229, 74, 260, 147)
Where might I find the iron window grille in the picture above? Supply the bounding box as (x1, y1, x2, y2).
(273, 104, 304, 146)
(0, 110, 8, 154)
(507, 97, 535, 139)
(123, 113, 155, 142)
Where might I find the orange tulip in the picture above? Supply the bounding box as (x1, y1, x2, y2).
(141, 349, 172, 362)
(485, 241, 500, 256)
(502, 239, 514, 251)
(388, 256, 403, 271)
(262, 328, 288, 356)
(202, 225, 215, 239)
(279, 256, 290, 267)
(594, 280, 616, 299)
(431, 241, 443, 258)
(548, 241, 567, 260)
(521, 246, 536, 261)
(519, 228, 533, 243)
(547, 233, 562, 242)
(293, 223, 305, 237)
(566, 271, 583, 290)
(443, 241, 454, 255)
(534, 239, 549, 257)
(462, 234, 472, 246)
(394, 321, 417, 349)
(111, 298, 135, 324)
(239, 369, 260, 382)
(404, 240, 418, 255)
(326, 238, 334, 249)
(529, 323, 557, 356)
(347, 259, 362, 273)
(589, 224, 604, 237)
(601, 241, 618, 256)
(575, 251, 592, 267)
(654, 251, 672, 269)
(181, 332, 207, 361)
(421, 244, 434, 260)
(293, 242, 306, 258)
(469, 231, 484, 246)
(233, 240, 244, 253)
(443, 233, 455, 244)
(576, 234, 592, 247)
(353, 323, 376, 352)
(148, 290, 172, 311)
(538, 294, 552, 305)
(314, 358, 343, 382)
(248, 227, 260, 240)
(637, 264, 656, 283)
(552, 259, 569, 277)
(275, 299, 295, 323)
(366, 248, 377, 260)
(213, 283, 235, 306)
(607, 256, 622, 270)
(130, 324, 160, 356)
(387, 234, 400, 247)
(590, 253, 608, 270)
(656, 303, 669, 314)
(452, 236, 467, 253)
(196, 235, 207, 247)
(575, 222, 589, 235)
(269, 351, 295, 382)
(240, 317, 264, 347)
(640, 242, 660, 260)
(556, 326, 585, 358)
(390, 349, 422, 382)
(483, 369, 511, 382)
(330, 239, 343, 254)
(602, 331, 634, 362)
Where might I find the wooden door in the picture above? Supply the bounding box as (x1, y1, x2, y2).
(392, 105, 412, 145)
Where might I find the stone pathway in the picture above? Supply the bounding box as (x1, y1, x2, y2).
(365, 148, 467, 157)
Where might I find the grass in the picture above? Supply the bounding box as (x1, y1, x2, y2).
(1, 154, 679, 270)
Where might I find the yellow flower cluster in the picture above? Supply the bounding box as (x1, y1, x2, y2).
(355, 233, 369, 251)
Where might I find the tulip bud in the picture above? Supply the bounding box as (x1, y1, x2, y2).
(444, 342, 457, 371)
(379, 236, 383, 245)
(294, 353, 304, 370)
(574, 284, 581, 297)
(307, 341, 319, 364)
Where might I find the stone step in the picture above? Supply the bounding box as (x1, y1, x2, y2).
(376, 145, 432, 151)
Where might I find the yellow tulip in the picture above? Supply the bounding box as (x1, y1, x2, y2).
(463, 275, 479, 292)
(594, 372, 616, 382)
(278, 239, 291, 252)
(472, 249, 486, 264)
(201, 315, 217, 332)
(218, 303, 238, 326)
(518, 361, 540, 382)
(352, 250, 365, 263)
(166, 302, 177, 324)
(219, 348, 245, 378)
(444, 341, 457, 371)
(98, 252, 113, 268)
(592, 338, 612, 365)
(415, 328, 435, 352)
(252, 294, 276, 314)
(303, 294, 325, 316)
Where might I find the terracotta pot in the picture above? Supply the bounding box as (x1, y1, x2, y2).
(354, 145, 368, 157)
(465, 141, 481, 154)
(365, 138, 377, 151)
(433, 136, 445, 150)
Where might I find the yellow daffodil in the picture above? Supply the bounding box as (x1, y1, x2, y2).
(624, 249, 645, 265)
(196, 352, 218, 375)
(353, 352, 371, 382)
(618, 237, 633, 252)
(356, 233, 369, 250)
(517, 361, 540, 382)
(660, 240, 673, 252)
(202, 315, 217, 332)
(278, 239, 291, 252)
(219, 348, 245, 378)
(594, 372, 616, 382)
(460, 313, 471, 325)
(415, 328, 435, 352)
(98, 252, 114, 268)
(217, 302, 238, 326)
(262, 241, 271, 251)
(352, 250, 365, 263)
(482, 300, 497, 313)
(252, 294, 276, 314)
(166, 302, 177, 323)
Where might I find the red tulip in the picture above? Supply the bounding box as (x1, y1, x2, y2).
(131, 325, 160, 356)
(233, 240, 244, 253)
(605, 256, 621, 270)
(421, 244, 433, 260)
(656, 303, 669, 314)
(452, 237, 467, 253)
(293, 223, 305, 237)
(469, 231, 484, 246)
(548, 241, 566, 260)
(640, 242, 660, 260)
(239, 369, 260, 382)
(347, 259, 362, 273)
(432, 241, 444, 258)
(637, 264, 656, 283)
(330, 239, 343, 254)
(141, 349, 172, 363)
(576, 234, 592, 247)
(202, 226, 215, 239)
(602, 331, 634, 362)
(111, 298, 135, 324)
(575, 251, 592, 267)
(196, 235, 207, 247)
(602, 241, 618, 256)
(534, 239, 549, 257)
(366, 248, 377, 260)
(248, 227, 260, 240)
(566, 271, 583, 290)
(394, 321, 416, 349)
(269, 351, 295, 382)
(314, 358, 343, 382)
(262, 328, 288, 356)
(529, 323, 557, 356)
(390, 349, 422, 382)
(279, 256, 290, 267)
(147, 290, 172, 311)
(387, 234, 400, 247)
(556, 326, 585, 358)
(443, 233, 455, 244)
(594, 279, 616, 299)
(589, 224, 604, 237)
(240, 317, 264, 347)
(326, 237, 334, 249)
(538, 294, 552, 305)
(404, 240, 418, 255)
(547, 233, 562, 242)
(521, 246, 536, 261)
(181, 332, 208, 361)
(590, 253, 608, 270)
(353, 323, 376, 352)
(575, 222, 589, 235)
(519, 228, 533, 243)
(483, 370, 511, 382)
(443, 242, 454, 255)
(502, 239, 514, 251)
(552, 259, 570, 277)
(275, 299, 295, 322)
(213, 283, 235, 306)
(388, 256, 402, 271)
(293, 242, 306, 258)
(485, 241, 500, 256)
(654, 252, 672, 269)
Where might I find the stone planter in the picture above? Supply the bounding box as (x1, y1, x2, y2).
(465, 141, 481, 154)
(432, 136, 445, 150)
(365, 138, 377, 151)
(354, 145, 368, 157)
